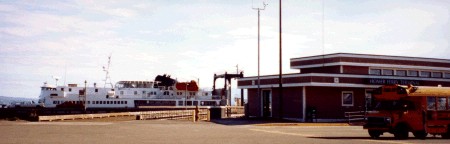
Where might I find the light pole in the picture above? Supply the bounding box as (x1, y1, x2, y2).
(253, 1, 267, 116)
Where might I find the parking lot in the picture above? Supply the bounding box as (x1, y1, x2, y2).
(0, 118, 449, 144)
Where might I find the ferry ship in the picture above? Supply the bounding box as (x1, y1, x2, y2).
(38, 74, 223, 108)
(37, 56, 224, 108)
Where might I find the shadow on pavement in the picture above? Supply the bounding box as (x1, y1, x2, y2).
(308, 136, 443, 140)
(209, 117, 299, 126)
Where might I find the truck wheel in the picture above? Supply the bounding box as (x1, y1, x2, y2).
(413, 131, 427, 139)
(368, 130, 382, 139)
(394, 124, 409, 140)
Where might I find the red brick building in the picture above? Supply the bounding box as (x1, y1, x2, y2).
(237, 53, 450, 122)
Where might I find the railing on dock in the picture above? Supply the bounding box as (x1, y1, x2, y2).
(136, 109, 208, 121)
(38, 112, 139, 121)
(37, 106, 244, 122)
(344, 111, 366, 126)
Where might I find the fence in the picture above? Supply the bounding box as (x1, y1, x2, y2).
(136, 109, 209, 121)
(37, 106, 242, 122)
(344, 111, 366, 125)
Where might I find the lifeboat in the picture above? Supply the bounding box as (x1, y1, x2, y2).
(175, 80, 199, 91)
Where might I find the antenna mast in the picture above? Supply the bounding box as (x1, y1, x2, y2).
(103, 54, 113, 88)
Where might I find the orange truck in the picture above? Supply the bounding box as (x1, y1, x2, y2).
(364, 84, 450, 139)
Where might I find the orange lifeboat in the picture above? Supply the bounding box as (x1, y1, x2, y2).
(175, 80, 199, 91)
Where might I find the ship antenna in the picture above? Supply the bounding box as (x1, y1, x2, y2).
(103, 54, 113, 88)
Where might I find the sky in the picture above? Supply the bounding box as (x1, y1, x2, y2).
(0, 0, 449, 98)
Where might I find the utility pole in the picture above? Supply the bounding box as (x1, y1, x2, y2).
(278, 0, 283, 119)
(253, 1, 267, 117)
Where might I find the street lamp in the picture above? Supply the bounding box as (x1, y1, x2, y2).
(253, 1, 267, 113)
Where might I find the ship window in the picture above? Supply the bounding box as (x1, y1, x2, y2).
(88, 101, 90, 104)
(69, 88, 72, 92)
(432, 72, 443, 78)
(396, 70, 406, 76)
(114, 101, 117, 104)
(111, 89, 114, 91)
(382, 69, 393, 76)
(420, 71, 431, 77)
(120, 91, 124, 95)
(95, 89, 98, 92)
(134, 91, 138, 95)
(369, 69, 381, 75)
(408, 70, 418, 77)
(445, 73, 450, 79)
(143, 91, 146, 94)
(61, 88, 64, 91)
(125, 101, 127, 104)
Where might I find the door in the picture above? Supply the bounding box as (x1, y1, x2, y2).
(365, 89, 374, 111)
(262, 90, 272, 117)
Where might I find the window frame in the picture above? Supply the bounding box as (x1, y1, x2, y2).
(395, 70, 407, 77)
(369, 69, 381, 75)
(382, 69, 394, 76)
(407, 70, 419, 77)
(445, 73, 450, 79)
(420, 71, 431, 78)
(432, 72, 443, 78)
(342, 91, 354, 107)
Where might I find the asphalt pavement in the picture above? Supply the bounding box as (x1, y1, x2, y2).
(0, 118, 449, 144)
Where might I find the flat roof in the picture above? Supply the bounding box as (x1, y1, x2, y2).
(290, 53, 450, 63)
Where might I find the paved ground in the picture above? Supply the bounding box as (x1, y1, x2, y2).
(0, 118, 449, 144)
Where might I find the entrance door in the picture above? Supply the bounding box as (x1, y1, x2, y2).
(365, 89, 373, 111)
(262, 90, 272, 117)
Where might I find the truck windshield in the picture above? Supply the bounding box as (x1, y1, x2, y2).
(374, 100, 415, 111)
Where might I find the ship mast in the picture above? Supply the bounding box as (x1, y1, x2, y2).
(103, 55, 113, 88)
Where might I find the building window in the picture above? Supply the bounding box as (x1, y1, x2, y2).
(396, 70, 406, 76)
(445, 73, 450, 79)
(382, 69, 394, 76)
(420, 71, 431, 77)
(432, 72, 443, 78)
(342, 91, 354, 107)
(408, 70, 418, 77)
(369, 69, 381, 75)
